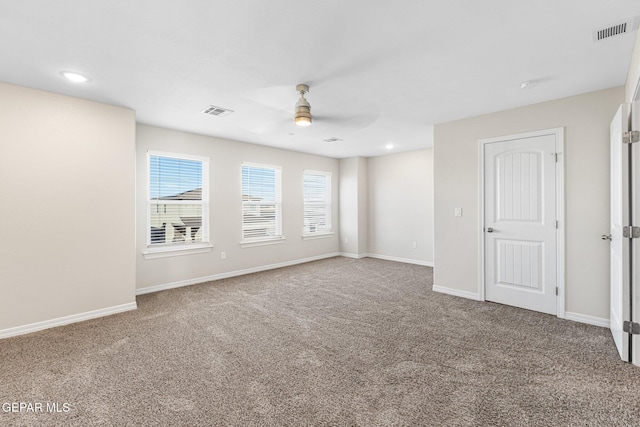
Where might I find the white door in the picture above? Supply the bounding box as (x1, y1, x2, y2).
(632, 102, 640, 365)
(484, 134, 557, 315)
(609, 103, 630, 362)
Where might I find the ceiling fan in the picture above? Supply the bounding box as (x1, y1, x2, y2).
(244, 83, 380, 136)
(294, 84, 312, 127)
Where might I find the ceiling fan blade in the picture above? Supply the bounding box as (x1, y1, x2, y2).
(313, 111, 379, 129)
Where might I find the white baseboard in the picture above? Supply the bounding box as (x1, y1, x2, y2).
(564, 311, 610, 328)
(339, 252, 433, 267)
(366, 253, 433, 267)
(138, 252, 431, 296)
(432, 284, 482, 301)
(0, 302, 137, 340)
(430, 286, 609, 328)
(339, 252, 368, 259)
(136, 252, 341, 295)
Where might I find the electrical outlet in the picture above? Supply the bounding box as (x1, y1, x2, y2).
(344, 237, 349, 244)
(454, 208, 462, 217)
(412, 242, 417, 249)
(220, 251, 226, 260)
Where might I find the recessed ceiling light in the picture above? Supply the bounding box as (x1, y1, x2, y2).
(60, 71, 90, 83)
(385, 143, 395, 150)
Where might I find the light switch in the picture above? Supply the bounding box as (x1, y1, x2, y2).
(455, 208, 462, 217)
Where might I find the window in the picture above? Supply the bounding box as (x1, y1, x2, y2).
(147, 151, 209, 251)
(242, 163, 282, 243)
(303, 170, 332, 236)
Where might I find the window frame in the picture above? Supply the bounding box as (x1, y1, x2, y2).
(144, 150, 212, 259)
(241, 162, 284, 247)
(302, 169, 334, 239)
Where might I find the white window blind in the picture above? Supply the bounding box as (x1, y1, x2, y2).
(303, 170, 332, 234)
(148, 151, 209, 247)
(242, 163, 282, 241)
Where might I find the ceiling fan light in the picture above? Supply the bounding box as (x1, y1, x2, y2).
(295, 114, 312, 126)
(295, 101, 312, 126)
(294, 83, 312, 126)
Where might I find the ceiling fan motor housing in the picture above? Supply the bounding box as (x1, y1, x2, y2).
(294, 84, 312, 126)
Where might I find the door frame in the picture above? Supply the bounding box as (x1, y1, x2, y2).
(478, 127, 565, 318)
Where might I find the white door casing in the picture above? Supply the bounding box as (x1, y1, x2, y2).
(610, 103, 630, 362)
(480, 128, 564, 317)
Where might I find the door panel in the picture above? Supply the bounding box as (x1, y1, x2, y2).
(610, 103, 630, 362)
(496, 239, 541, 290)
(485, 134, 557, 315)
(496, 151, 540, 222)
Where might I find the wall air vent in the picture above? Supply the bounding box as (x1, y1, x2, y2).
(201, 105, 234, 117)
(322, 137, 343, 143)
(593, 17, 639, 42)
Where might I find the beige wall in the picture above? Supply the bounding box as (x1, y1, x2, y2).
(339, 157, 369, 256)
(368, 149, 434, 265)
(434, 86, 624, 320)
(626, 29, 640, 102)
(356, 157, 369, 255)
(136, 124, 340, 290)
(0, 82, 136, 332)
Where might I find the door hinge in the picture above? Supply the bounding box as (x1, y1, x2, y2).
(551, 152, 559, 162)
(555, 287, 558, 296)
(623, 131, 640, 144)
(624, 321, 640, 335)
(623, 226, 640, 238)
(555, 220, 559, 229)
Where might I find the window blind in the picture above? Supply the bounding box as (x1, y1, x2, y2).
(148, 152, 209, 246)
(242, 163, 282, 240)
(303, 170, 331, 234)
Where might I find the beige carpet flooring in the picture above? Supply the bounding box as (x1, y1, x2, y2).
(2, 257, 640, 426)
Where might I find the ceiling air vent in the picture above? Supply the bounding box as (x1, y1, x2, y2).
(593, 17, 639, 42)
(201, 105, 234, 117)
(322, 137, 343, 143)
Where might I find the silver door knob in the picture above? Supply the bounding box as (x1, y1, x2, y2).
(601, 234, 612, 241)
(487, 227, 494, 233)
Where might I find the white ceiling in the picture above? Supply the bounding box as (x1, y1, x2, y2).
(1, 1, 639, 158)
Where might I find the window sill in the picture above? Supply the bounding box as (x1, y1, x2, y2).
(302, 232, 335, 240)
(240, 236, 286, 248)
(143, 243, 213, 259)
